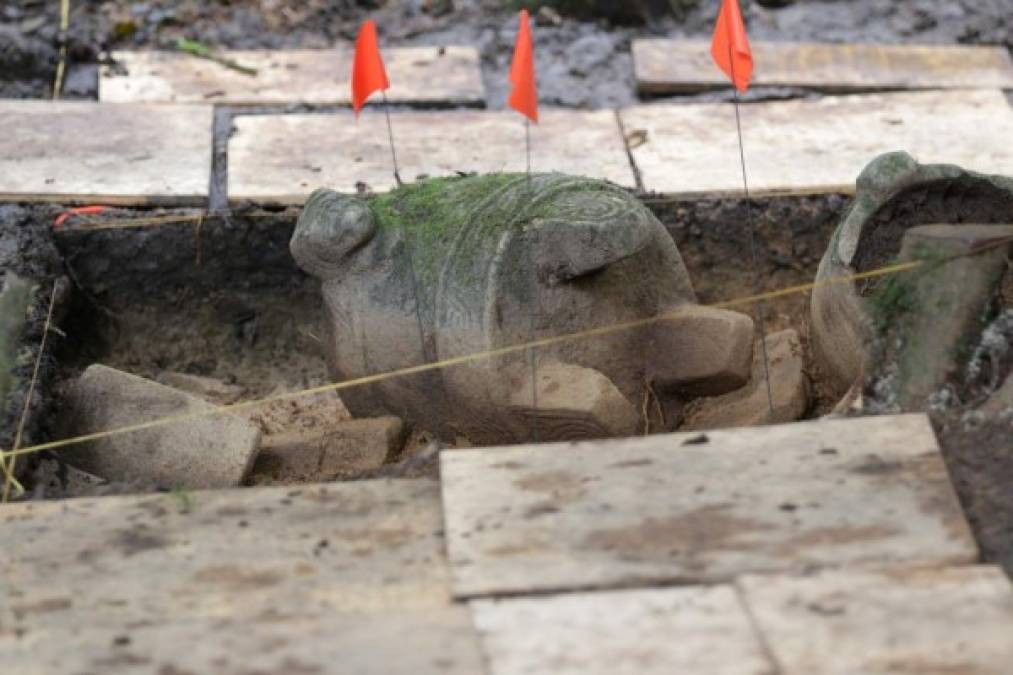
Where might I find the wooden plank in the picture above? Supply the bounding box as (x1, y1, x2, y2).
(0, 100, 212, 205)
(738, 566, 1013, 674)
(621, 89, 1013, 197)
(100, 47, 485, 107)
(1, 479, 453, 631)
(470, 585, 773, 674)
(439, 414, 977, 599)
(2, 609, 484, 675)
(633, 39, 1013, 94)
(228, 108, 634, 202)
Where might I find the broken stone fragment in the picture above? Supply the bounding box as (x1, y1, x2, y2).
(508, 360, 639, 439)
(251, 416, 407, 483)
(810, 152, 1013, 402)
(59, 364, 261, 489)
(648, 305, 755, 396)
(156, 371, 246, 405)
(681, 329, 808, 431)
(867, 224, 1013, 411)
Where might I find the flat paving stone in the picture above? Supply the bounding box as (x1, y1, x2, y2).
(2, 609, 483, 675)
(471, 585, 774, 674)
(1, 479, 452, 630)
(439, 413, 976, 598)
(228, 108, 634, 202)
(738, 566, 1013, 674)
(621, 89, 1013, 197)
(0, 100, 212, 205)
(100, 46, 485, 107)
(633, 39, 1013, 94)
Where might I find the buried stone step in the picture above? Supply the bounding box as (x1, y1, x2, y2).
(439, 413, 976, 598)
(100, 46, 485, 107)
(58, 364, 261, 489)
(0, 479, 482, 673)
(633, 39, 1013, 95)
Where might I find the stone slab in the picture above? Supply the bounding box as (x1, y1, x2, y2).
(2, 609, 483, 675)
(633, 39, 1013, 94)
(439, 413, 976, 598)
(0, 100, 212, 205)
(101, 46, 485, 107)
(620, 89, 1013, 197)
(228, 108, 634, 202)
(470, 585, 773, 674)
(738, 566, 1013, 674)
(1, 479, 452, 631)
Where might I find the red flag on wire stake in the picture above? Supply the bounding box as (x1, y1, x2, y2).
(508, 9, 538, 123)
(351, 19, 390, 117)
(711, 0, 753, 92)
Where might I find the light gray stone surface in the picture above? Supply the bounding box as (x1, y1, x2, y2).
(738, 566, 1013, 675)
(0, 100, 211, 204)
(59, 364, 261, 489)
(440, 414, 976, 598)
(471, 585, 774, 675)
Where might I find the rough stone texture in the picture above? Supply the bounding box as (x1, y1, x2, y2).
(58, 364, 261, 489)
(738, 566, 1013, 675)
(440, 414, 977, 598)
(0, 480, 485, 673)
(681, 329, 807, 431)
(508, 360, 639, 440)
(983, 373, 1013, 415)
(471, 585, 774, 675)
(100, 46, 485, 107)
(634, 39, 1013, 94)
(290, 173, 735, 444)
(648, 305, 755, 396)
(156, 371, 246, 405)
(0, 100, 212, 205)
(810, 151, 1013, 401)
(252, 415, 407, 482)
(869, 224, 1013, 410)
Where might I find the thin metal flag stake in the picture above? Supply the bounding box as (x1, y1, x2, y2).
(728, 50, 775, 416)
(381, 91, 403, 186)
(524, 117, 540, 443)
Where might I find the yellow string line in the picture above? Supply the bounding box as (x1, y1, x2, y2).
(52, 0, 71, 99)
(0, 258, 924, 463)
(1, 282, 59, 502)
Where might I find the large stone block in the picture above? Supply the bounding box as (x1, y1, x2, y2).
(59, 364, 261, 489)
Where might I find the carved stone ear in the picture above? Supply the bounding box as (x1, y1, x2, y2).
(291, 189, 377, 280)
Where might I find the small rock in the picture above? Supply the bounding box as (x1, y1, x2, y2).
(649, 306, 755, 396)
(251, 416, 406, 482)
(682, 329, 809, 431)
(59, 364, 261, 489)
(535, 6, 563, 26)
(156, 371, 246, 405)
(566, 33, 615, 78)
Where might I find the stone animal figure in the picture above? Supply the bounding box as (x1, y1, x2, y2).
(291, 173, 755, 443)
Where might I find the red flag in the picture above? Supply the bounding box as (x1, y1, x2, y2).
(508, 10, 538, 123)
(351, 20, 390, 117)
(711, 0, 753, 93)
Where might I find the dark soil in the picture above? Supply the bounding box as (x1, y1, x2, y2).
(2, 0, 1012, 104)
